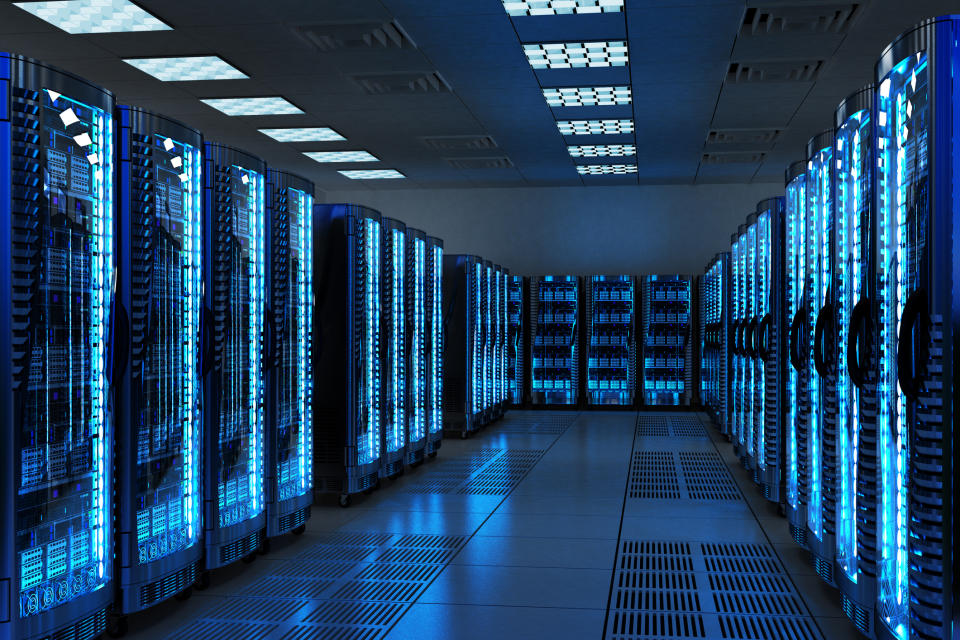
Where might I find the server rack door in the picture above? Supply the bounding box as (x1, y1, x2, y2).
(641, 275, 693, 407)
(586, 275, 635, 406)
(507, 275, 527, 406)
(380, 219, 406, 479)
(531, 276, 580, 406)
(718, 253, 732, 434)
(493, 265, 506, 417)
(201, 144, 267, 569)
(730, 231, 744, 446)
(313, 205, 382, 503)
(482, 260, 494, 420)
(743, 215, 758, 468)
(114, 107, 203, 615)
(1, 54, 115, 640)
(264, 171, 313, 538)
(441, 255, 483, 437)
(404, 228, 427, 466)
(425, 237, 443, 455)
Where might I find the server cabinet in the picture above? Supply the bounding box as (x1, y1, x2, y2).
(200, 143, 266, 570)
(425, 236, 443, 456)
(442, 254, 484, 437)
(404, 227, 427, 466)
(481, 260, 495, 420)
(585, 275, 635, 405)
(493, 265, 507, 418)
(641, 275, 693, 406)
(531, 276, 580, 406)
(507, 275, 528, 406)
(264, 170, 313, 538)
(805, 130, 838, 586)
(700, 253, 730, 434)
(739, 214, 758, 467)
(380, 218, 406, 479)
(113, 107, 202, 618)
(873, 18, 957, 640)
(1, 53, 115, 640)
(313, 205, 382, 506)
(753, 198, 786, 503)
(731, 226, 749, 452)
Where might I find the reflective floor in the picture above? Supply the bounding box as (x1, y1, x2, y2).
(123, 411, 857, 639)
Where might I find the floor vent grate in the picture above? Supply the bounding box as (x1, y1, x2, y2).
(608, 612, 707, 639)
(678, 452, 742, 501)
(701, 543, 783, 574)
(168, 620, 278, 640)
(206, 597, 308, 622)
(629, 452, 680, 499)
(304, 600, 406, 626)
(280, 626, 381, 640)
(717, 614, 824, 639)
(330, 579, 424, 603)
(238, 576, 334, 600)
(636, 415, 670, 438)
(275, 559, 354, 580)
(457, 449, 545, 495)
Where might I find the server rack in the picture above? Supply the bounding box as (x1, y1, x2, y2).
(493, 265, 508, 418)
(113, 107, 202, 621)
(641, 275, 693, 407)
(585, 275, 636, 406)
(264, 170, 313, 538)
(700, 253, 730, 434)
(313, 205, 382, 506)
(200, 143, 266, 571)
(530, 276, 580, 406)
(806, 130, 839, 586)
(404, 227, 427, 466)
(507, 275, 528, 406)
(1, 53, 115, 640)
(442, 254, 484, 437)
(740, 214, 758, 467)
(731, 228, 747, 449)
(481, 260, 495, 421)
(425, 236, 443, 456)
(380, 218, 406, 479)
(873, 18, 956, 640)
(753, 198, 786, 503)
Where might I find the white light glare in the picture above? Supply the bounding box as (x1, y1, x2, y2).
(14, 0, 171, 34)
(201, 97, 303, 116)
(163, 138, 175, 151)
(557, 119, 634, 135)
(259, 127, 346, 142)
(543, 86, 631, 107)
(502, 0, 624, 16)
(59, 108, 79, 127)
(124, 56, 248, 81)
(523, 41, 629, 70)
(73, 132, 92, 147)
(339, 169, 405, 180)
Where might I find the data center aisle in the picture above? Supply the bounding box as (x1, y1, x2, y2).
(121, 411, 851, 640)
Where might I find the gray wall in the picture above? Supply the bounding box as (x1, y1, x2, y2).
(321, 183, 780, 276)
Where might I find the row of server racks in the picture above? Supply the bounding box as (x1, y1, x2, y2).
(507, 275, 696, 408)
(698, 16, 957, 640)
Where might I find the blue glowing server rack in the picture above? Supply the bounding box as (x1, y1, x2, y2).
(531, 276, 581, 406)
(699, 253, 731, 434)
(731, 224, 750, 455)
(1, 54, 115, 640)
(641, 275, 694, 407)
(493, 265, 508, 419)
(113, 107, 203, 618)
(585, 275, 635, 406)
(805, 129, 839, 587)
(200, 143, 267, 570)
(481, 260, 496, 421)
(425, 236, 443, 456)
(264, 170, 313, 538)
(404, 227, 427, 466)
(313, 204, 382, 507)
(735, 216, 757, 465)
(871, 17, 957, 640)
(443, 254, 485, 437)
(507, 275, 528, 406)
(380, 218, 406, 479)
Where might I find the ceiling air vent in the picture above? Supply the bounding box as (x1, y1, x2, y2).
(420, 135, 499, 151)
(445, 157, 514, 170)
(702, 152, 766, 164)
(742, 4, 860, 35)
(351, 72, 451, 95)
(727, 60, 822, 83)
(707, 128, 782, 145)
(294, 20, 416, 52)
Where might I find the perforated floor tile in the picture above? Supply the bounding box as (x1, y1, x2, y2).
(627, 451, 741, 504)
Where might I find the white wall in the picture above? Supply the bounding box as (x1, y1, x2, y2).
(321, 183, 781, 276)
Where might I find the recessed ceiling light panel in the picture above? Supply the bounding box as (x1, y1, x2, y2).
(544, 86, 631, 107)
(13, 0, 171, 33)
(577, 164, 637, 175)
(201, 97, 303, 116)
(305, 151, 379, 163)
(503, 0, 624, 16)
(568, 144, 635, 158)
(124, 56, 247, 81)
(339, 169, 405, 180)
(523, 41, 628, 70)
(557, 119, 634, 135)
(259, 127, 345, 142)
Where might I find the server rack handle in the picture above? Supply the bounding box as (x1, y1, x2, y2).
(744, 319, 758, 358)
(731, 321, 740, 355)
(846, 298, 872, 389)
(896, 289, 929, 400)
(813, 303, 835, 378)
(757, 313, 773, 360)
(789, 311, 804, 372)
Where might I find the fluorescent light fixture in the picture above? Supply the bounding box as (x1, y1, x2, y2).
(523, 41, 628, 70)
(124, 56, 247, 81)
(557, 119, 634, 135)
(201, 97, 303, 116)
(503, 0, 624, 16)
(305, 151, 379, 163)
(543, 86, 631, 107)
(339, 169, 405, 180)
(13, 0, 171, 33)
(577, 164, 637, 175)
(259, 127, 345, 142)
(569, 144, 635, 158)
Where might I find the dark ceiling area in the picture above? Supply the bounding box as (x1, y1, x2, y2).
(1, 0, 956, 191)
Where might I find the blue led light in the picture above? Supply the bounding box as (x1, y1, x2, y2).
(429, 244, 443, 434)
(785, 172, 806, 510)
(473, 262, 483, 415)
(411, 237, 426, 443)
(359, 217, 381, 465)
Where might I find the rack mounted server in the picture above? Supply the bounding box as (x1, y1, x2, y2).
(530, 276, 580, 406)
(443, 254, 485, 437)
(641, 275, 694, 406)
(585, 275, 636, 406)
(699, 253, 731, 433)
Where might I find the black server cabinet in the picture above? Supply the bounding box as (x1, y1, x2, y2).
(737, 215, 757, 466)
(113, 107, 203, 618)
(805, 130, 838, 587)
(585, 275, 636, 406)
(442, 254, 484, 437)
(731, 225, 748, 455)
(493, 265, 507, 418)
(425, 236, 443, 456)
(507, 275, 528, 406)
(200, 143, 266, 570)
(264, 170, 313, 538)
(872, 18, 957, 640)
(380, 218, 406, 479)
(1, 54, 115, 640)
(481, 260, 496, 421)
(700, 253, 730, 434)
(313, 205, 382, 506)
(530, 276, 581, 406)
(641, 275, 693, 407)
(404, 227, 427, 466)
